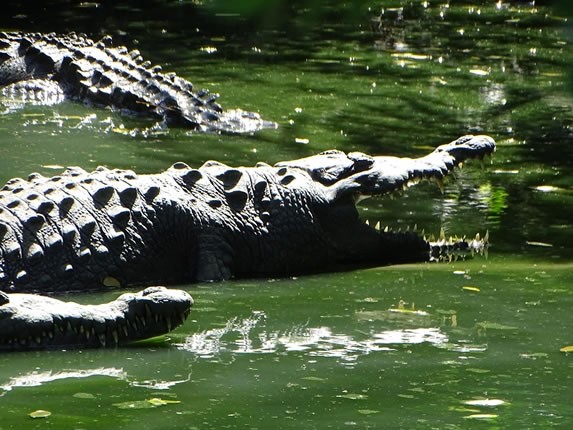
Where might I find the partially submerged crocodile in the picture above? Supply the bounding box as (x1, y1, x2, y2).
(0, 32, 275, 133)
(0, 286, 192, 351)
(0, 134, 495, 295)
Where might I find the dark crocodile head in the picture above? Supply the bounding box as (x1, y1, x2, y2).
(0, 287, 193, 351)
(273, 135, 495, 267)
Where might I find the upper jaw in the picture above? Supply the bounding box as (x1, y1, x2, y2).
(327, 135, 496, 201)
(275, 135, 495, 201)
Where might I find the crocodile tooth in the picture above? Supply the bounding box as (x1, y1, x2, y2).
(15, 270, 27, 282)
(374, 221, 381, 231)
(123, 325, 129, 337)
(112, 330, 119, 345)
(99, 334, 106, 347)
(145, 304, 152, 319)
(166, 318, 172, 332)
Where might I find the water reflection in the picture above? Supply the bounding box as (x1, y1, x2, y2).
(180, 311, 452, 365)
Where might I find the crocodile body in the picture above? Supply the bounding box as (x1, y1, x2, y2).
(0, 135, 495, 294)
(0, 286, 192, 351)
(0, 32, 274, 133)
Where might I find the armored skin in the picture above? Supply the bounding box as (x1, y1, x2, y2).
(0, 135, 495, 294)
(0, 286, 193, 351)
(0, 32, 275, 133)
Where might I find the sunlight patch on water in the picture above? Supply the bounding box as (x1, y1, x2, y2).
(0, 367, 125, 394)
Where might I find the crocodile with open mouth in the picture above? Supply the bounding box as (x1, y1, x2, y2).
(0, 134, 494, 293)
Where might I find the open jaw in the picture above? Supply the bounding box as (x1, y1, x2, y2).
(291, 135, 496, 265)
(0, 287, 193, 351)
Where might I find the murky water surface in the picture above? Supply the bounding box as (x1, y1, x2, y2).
(0, 0, 572, 428)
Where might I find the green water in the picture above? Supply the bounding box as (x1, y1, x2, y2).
(1, 0, 572, 428)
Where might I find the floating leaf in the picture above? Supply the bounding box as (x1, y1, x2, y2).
(464, 399, 506, 407)
(73, 392, 96, 399)
(463, 286, 480, 292)
(147, 398, 181, 406)
(464, 414, 498, 420)
(29, 410, 51, 419)
(560, 345, 573, 353)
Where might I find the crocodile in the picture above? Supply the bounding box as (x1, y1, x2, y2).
(0, 134, 495, 294)
(0, 286, 193, 351)
(0, 31, 275, 133)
